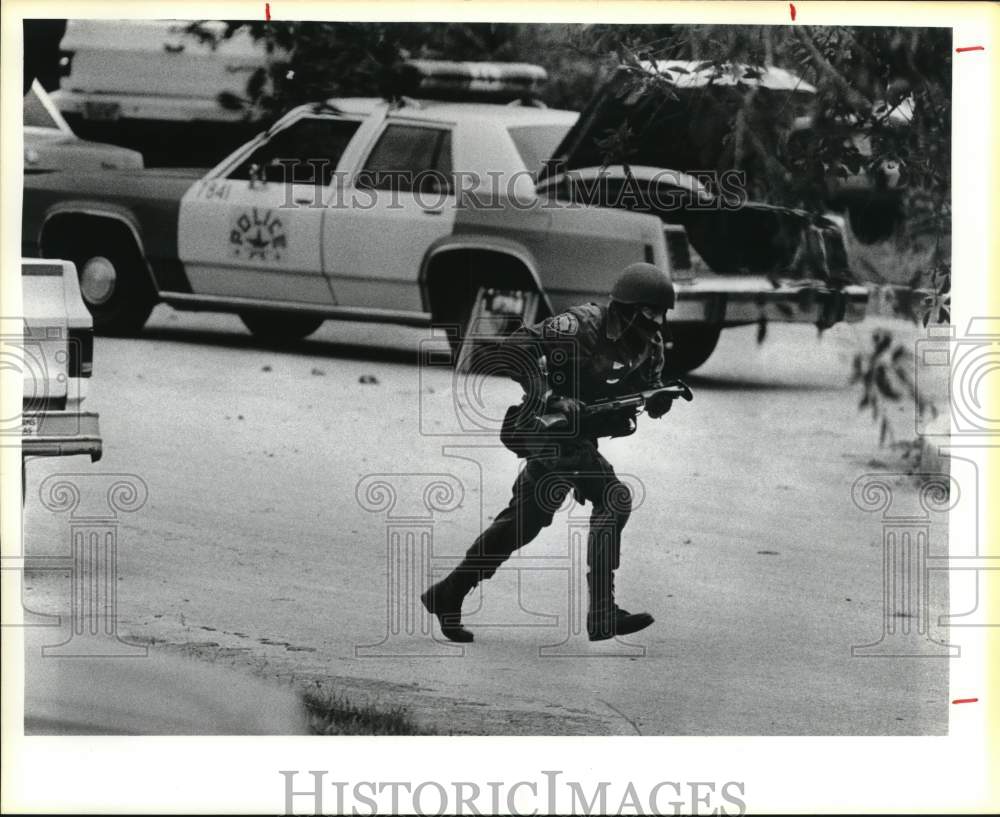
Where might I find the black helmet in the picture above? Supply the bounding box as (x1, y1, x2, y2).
(610, 262, 675, 311)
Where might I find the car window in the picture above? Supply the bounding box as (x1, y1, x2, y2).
(228, 117, 361, 185)
(357, 124, 453, 194)
(24, 85, 60, 130)
(508, 124, 572, 178)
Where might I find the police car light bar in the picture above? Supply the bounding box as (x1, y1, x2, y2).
(402, 59, 547, 101)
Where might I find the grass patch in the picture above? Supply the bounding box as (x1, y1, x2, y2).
(302, 684, 436, 735)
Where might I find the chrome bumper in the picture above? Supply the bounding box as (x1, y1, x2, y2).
(21, 411, 102, 462)
(673, 277, 869, 327)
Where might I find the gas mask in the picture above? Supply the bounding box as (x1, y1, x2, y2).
(611, 302, 665, 345)
(632, 304, 666, 339)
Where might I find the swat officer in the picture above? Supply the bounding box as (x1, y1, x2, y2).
(422, 262, 679, 643)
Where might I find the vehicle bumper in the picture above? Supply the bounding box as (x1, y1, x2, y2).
(21, 411, 102, 462)
(673, 277, 869, 327)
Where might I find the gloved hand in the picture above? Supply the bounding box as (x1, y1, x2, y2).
(645, 391, 674, 419)
(548, 395, 584, 421)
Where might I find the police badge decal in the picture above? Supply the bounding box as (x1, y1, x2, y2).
(230, 208, 288, 262)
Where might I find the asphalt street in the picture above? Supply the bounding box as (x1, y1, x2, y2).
(22, 306, 951, 735)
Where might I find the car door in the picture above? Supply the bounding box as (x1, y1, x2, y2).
(178, 115, 361, 305)
(323, 121, 457, 311)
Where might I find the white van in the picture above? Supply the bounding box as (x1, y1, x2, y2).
(52, 19, 276, 166)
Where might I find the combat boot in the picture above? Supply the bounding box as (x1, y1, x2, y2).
(421, 571, 477, 643)
(586, 571, 654, 641)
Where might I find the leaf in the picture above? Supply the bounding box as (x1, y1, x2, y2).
(756, 315, 768, 344)
(874, 365, 902, 399)
(849, 355, 862, 383)
(879, 416, 889, 446)
(893, 364, 913, 387)
(873, 330, 893, 356)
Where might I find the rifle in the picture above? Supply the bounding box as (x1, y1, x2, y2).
(537, 380, 693, 434)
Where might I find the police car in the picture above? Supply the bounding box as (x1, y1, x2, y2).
(23, 60, 868, 372)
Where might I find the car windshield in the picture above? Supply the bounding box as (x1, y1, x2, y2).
(508, 124, 572, 178)
(24, 85, 61, 129)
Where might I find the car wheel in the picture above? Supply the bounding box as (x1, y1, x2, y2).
(239, 311, 324, 344)
(70, 239, 156, 335)
(666, 325, 721, 373)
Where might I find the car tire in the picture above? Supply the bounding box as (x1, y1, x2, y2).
(239, 311, 324, 344)
(68, 237, 156, 336)
(666, 325, 721, 373)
